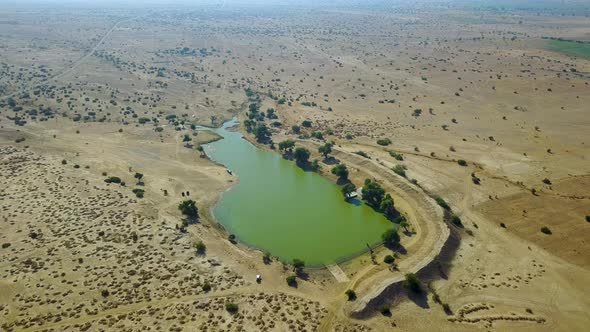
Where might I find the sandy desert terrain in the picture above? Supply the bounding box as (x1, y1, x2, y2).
(1, 0, 589, 331)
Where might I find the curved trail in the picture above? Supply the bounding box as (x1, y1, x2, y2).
(294, 143, 451, 324)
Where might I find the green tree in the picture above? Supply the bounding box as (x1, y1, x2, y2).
(292, 125, 301, 134)
(310, 160, 320, 172)
(293, 259, 305, 273)
(398, 216, 409, 232)
(384, 255, 395, 264)
(196, 145, 205, 157)
(318, 143, 333, 158)
(278, 139, 295, 152)
(248, 103, 259, 113)
(362, 179, 385, 207)
(183, 134, 192, 147)
(294, 147, 310, 166)
(286, 275, 297, 287)
(225, 303, 239, 314)
(345, 289, 357, 301)
(380, 194, 395, 218)
(301, 120, 312, 128)
(178, 200, 199, 218)
(331, 164, 349, 181)
(134, 172, 143, 184)
(403, 273, 422, 293)
(341, 182, 357, 199)
(253, 123, 271, 142)
(244, 119, 254, 132)
(382, 228, 400, 247)
(312, 131, 324, 140)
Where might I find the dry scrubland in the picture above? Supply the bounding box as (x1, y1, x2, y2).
(1, 1, 590, 331)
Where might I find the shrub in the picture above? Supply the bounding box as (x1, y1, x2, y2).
(392, 165, 406, 178)
(451, 214, 463, 227)
(345, 289, 357, 301)
(541, 226, 552, 235)
(435, 196, 450, 211)
(132, 189, 144, 198)
(586, 215, 590, 223)
(286, 275, 297, 287)
(442, 303, 452, 314)
(225, 303, 238, 314)
(101, 289, 110, 298)
(301, 120, 312, 128)
(104, 176, 122, 184)
(457, 159, 468, 166)
(195, 241, 206, 254)
(61, 159, 67, 165)
(403, 273, 422, 293)
(383, 255, 395, 264)
(354, 151, 370, 159)
(389, 151, 404, 161)
(377, 138, 392, 146)
(202, 282, 211, 292)
(311, 131, 324, 140)
(542, 178, 552, 185)
(500, 223, 506, 228)
(379, 304, 391, 316)
(228, 234, 237, 243)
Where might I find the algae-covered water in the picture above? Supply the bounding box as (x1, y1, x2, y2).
(203, 119, 392, 267)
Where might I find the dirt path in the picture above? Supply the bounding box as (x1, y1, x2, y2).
(290, 141, 451, 320)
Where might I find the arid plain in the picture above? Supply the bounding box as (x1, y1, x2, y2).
(1, 1, 589, 331)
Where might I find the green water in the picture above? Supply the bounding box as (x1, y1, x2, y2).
(203, 119, 393, 267)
